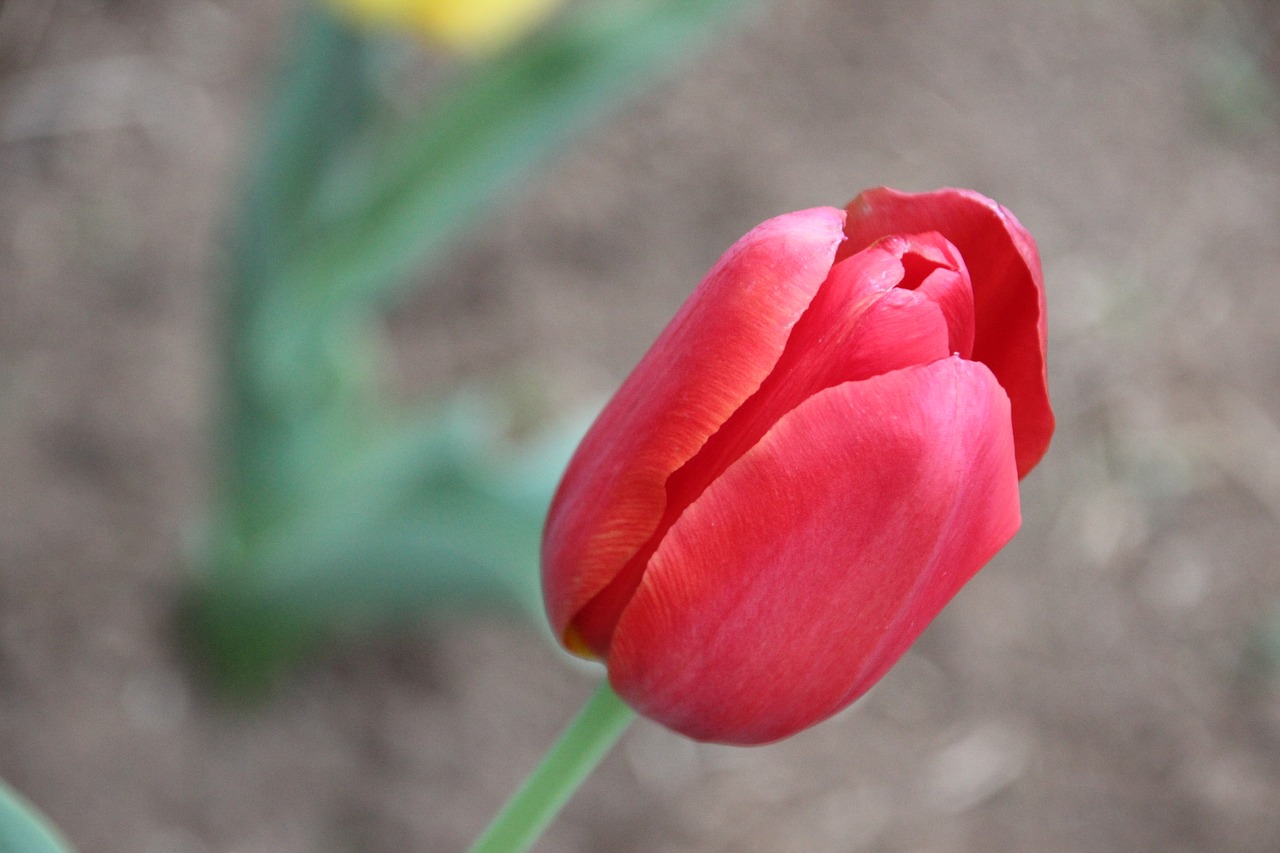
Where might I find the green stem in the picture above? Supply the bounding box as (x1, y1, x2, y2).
(468, 680, 635, 853)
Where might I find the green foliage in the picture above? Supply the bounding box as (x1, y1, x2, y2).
(192, 0, 748, 689)
(277, 0, 750, 309)
(191, 395, 588, 694)
(0, 781, 74, 853)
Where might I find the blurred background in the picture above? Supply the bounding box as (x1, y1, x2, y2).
(2, 0, 1279, 850)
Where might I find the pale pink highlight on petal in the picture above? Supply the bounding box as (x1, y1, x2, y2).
(607, 358, 1021, 744)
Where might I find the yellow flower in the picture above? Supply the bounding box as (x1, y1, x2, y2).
(333, 0, 565, 54)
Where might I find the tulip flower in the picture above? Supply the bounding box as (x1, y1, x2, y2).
(542, 187, 1052, 745)
(333, 0, 564, 54)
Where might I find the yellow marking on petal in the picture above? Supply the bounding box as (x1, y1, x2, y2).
(563, 624, 602, 661)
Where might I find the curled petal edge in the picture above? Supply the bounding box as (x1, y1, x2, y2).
(843, 187, 1052, 477)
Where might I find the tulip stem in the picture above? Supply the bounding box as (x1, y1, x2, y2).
(466, 680, 635, 853)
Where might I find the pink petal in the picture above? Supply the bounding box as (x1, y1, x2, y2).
(842, 187, 1052, 477)
(607, 357, 1021, 744)
(543, 207, 848, 653)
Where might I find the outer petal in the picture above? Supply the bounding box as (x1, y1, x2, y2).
(842, 187, 1052, 476)
(607, 357, 1020, 744)
(568, 247, 952, 654)
(663, 244, 952, 524)
(543, 208, 847, 648)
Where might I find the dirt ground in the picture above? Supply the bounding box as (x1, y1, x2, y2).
(2, 0, 1280, 851)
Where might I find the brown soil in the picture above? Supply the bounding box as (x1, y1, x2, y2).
(2, 0, 1279, 851)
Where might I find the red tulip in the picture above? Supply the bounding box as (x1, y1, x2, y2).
(542, 188, 1052, 745)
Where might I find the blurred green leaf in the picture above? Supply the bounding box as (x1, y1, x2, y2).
(189, 391, 593, 692)
(233, 4, 374, 282)
(266, 392, 591, 614)
(218, 0, 747, 524)
(197, 0, 751, 691)
(221, 5, 382, 542)
(280, 0, 750, 309)
(0, 781, 74, 853)
(1242, 606, 1280, 685)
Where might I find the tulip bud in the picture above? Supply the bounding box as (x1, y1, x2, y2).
(543, 188, 1052, 744)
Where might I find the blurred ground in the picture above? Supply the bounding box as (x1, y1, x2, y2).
(2, 0, 1280, 851)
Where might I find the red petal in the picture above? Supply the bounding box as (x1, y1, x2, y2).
(568, 243, 952, 654)
(542, 208, 848, 651)
(607, 358, 1021, 744)
(842, 188, 1052, 477)
(876, 232, 976, 359)
(665, 244, 953, 522)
